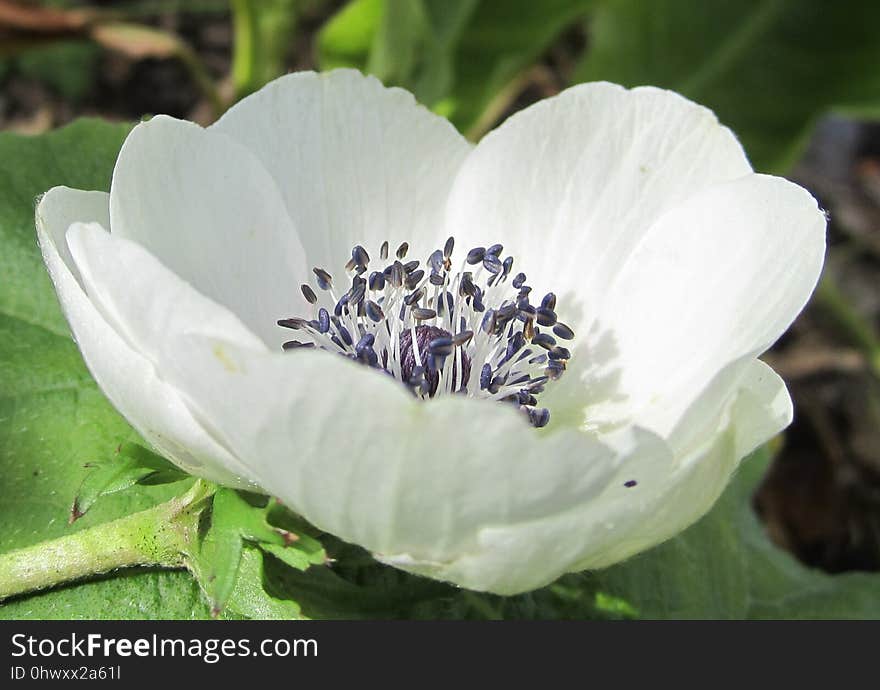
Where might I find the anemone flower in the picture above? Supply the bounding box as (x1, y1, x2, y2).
(35, 69, 825, 594)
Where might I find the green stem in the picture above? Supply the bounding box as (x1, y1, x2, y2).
(177, 43, 226, 120)
(230, 0, 298, 101)
(465, 69, 534, 142)
(462, 591, 504, 620)
(0, 481, 214, 601)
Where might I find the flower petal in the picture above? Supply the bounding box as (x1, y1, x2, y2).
(575, 357, 793, 571)
(445, 81, 752, 318)
(723, 359, 792, 459)
(154, 333, 663, 581)
(212, 69, 473, 267)
(384, 357, 788, 593)
(586, 173, 824, 438)
(109, 115, 307, 348)
(35, 187, 257, 487)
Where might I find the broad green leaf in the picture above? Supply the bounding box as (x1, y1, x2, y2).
(587, 449, 880, 619)
(573, 0, 880, 172)
(0, 120, 210, 620)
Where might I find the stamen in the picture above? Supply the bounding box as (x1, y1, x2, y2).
(553, 322, 574, 340)
(313, 267, 332, 290)
(301, 284, 317, 304)
(277, 237, 575, 428)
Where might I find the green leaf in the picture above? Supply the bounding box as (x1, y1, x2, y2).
(116, 442, 190, 480)
(225, 547, 303, 620)
(586, 449, 880, 619)
(317, 0, 385, 73)
(573, 0, 880, 172)
(197, 490, 247, 615)
(231, 0, 298, 100)
(317, 0, 594, 135)
(193, 489, 327, 616)
(369, 0, 478, 108)
(444, 0, 594, 136)
(72, 443, 188, 522)
(318, 0, 478, 107)
(267, 541, 456, 619)
(0, 120, 210, 620)
(71, 458, 159, 524)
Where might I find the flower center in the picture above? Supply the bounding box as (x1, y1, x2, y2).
(276, 238, 574, 428)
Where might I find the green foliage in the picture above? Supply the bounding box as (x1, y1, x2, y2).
(317, 0, 385, 73)
(441, 0, 594, 136)
(318, 0, 880, 167)
(192, 488, 326, 617)
(231, 0, 299, 100)
(0, 119, 211, 620)
(12, 40, 101, 103)
(317, 0, 595, 135)
(225, 547, 304, 620)
(588, 450, 880, 619)
(574, 0, 880, 172)
(72, 443, 188, 522)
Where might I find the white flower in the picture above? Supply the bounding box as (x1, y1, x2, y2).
(35, 69, 825, 595)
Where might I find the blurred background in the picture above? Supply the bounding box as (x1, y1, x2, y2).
(2, 0, 879, 575)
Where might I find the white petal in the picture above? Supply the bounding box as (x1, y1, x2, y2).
(386, 357, 789, 594)
(575, 357, 793, 571)
(35, 187, 257, 487)
(445, 82, 752, 318)
(588, 174, 825, 438)
(109, 115, 307, 348)
(67, 222, 266, 361)
(153, 333, 661, 575)
(212, 69, 473, 266)
(719, 358, 792, 460)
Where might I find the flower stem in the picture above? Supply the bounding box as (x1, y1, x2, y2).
(231, 0, 298, 101)
(0, 481, 214, 601)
